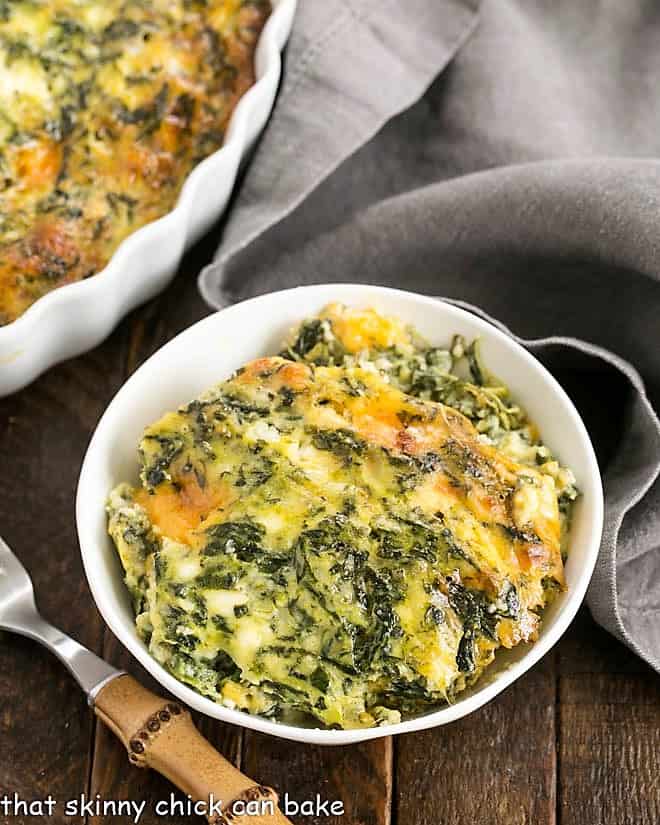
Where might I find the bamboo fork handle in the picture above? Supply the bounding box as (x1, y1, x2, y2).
(94, 674, 292, 825)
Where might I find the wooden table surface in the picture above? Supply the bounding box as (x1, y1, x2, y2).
(2, 235, 660, 825)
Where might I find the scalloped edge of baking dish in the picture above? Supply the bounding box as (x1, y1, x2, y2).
(0, 0, 297, 397)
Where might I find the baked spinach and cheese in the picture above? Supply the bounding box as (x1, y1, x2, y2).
(107, 305, 578, 729)
(0, 0, 269, 325)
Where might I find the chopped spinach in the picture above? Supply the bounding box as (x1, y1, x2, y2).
(204, 521, 265, 560)
(311, 427, 366, 463)
(310, 666, 330, 693)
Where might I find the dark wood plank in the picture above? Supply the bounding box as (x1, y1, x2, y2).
(396, 653, 557, 825)
(0, 329, 127, 824)
(557, 605, 651, 675)
(119, 235, 214, 372)
(242, 734, 392, 825)
(558, 607, 660, 825)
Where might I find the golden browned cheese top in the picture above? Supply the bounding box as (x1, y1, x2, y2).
(108, 350, 566, 728)
(0, 0, 269, 324)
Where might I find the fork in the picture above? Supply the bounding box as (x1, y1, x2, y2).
(0, 536, 291, 825)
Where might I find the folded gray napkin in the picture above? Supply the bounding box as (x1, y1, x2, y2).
(200, 0, 660, 672)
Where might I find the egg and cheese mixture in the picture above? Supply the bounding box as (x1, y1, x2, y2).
(0, 0, 269, 325)
(108, 305, 578, 729)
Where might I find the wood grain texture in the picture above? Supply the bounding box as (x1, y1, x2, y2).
(558, 608, 660, 825)
(242, 734, 392, 825)
(396, 653, 557, 825)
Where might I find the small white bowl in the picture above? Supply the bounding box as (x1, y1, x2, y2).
(76, 284, 604, 746)
(0, 0, 297, 397)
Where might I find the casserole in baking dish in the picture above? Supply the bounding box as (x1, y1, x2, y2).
(0, 0, 270, 324)
(0, 0, 296, 396)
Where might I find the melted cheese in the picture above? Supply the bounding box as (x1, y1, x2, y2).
(108, 319, 573, 729)
(0, 0, 269, 324)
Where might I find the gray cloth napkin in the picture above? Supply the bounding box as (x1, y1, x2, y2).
(200, 0, 660, 672)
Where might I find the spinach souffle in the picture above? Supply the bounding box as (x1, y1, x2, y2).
(107, 305, 577, 729)
(0, 0, 269, 324)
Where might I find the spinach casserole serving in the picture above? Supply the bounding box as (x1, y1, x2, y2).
(107, 305, 578, 729)
(0, 0, 270, 325)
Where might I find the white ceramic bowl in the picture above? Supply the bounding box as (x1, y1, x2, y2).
(77, 284, 604, 745)
(0, 0, 297, 398)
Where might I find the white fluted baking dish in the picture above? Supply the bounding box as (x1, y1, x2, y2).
(0, 0, 297, 397)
